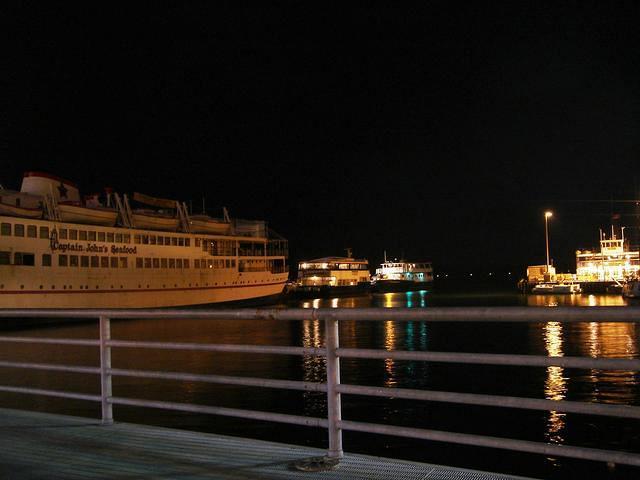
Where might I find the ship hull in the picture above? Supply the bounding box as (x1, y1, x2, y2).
(0, 280, 286, 309)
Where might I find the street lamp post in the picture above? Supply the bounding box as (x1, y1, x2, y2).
(544, 211, 553, 273)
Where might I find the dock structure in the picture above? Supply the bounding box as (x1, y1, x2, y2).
(0, 408, 534, 480)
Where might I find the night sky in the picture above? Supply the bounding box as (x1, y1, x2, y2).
(6, 3, 640, 276)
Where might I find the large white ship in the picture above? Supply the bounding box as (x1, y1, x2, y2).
(0, 172, 289, 309)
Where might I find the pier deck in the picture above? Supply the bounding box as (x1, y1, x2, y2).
(0, 408, 534, 480)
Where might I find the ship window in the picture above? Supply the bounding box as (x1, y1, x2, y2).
(59, 228, 67, 239)
(169, 258, 176, 268)
(134, 235, 141, 244)
(184, 259, 189, 268)
(81, 256, 89, 267)
(27, 225, 37, 238)
(115, 233, 122, 243)
(149, 235, 156, 245)
(225, 259, 230, 268)
(136, 257, 143, 268)
(39, 226, 49, 239)
(207, 259, 213, 268)
(161, 258, 168, 268)
(176, 258, 183, 268)
(123, 234, 131, 243)
(144, 258, 151, 268)
(195, 238, 201, 247)
(97, 232, 105, 242)
(171, 237, 178, 246)
(101, 257, 109, 268)
(185, 238, 190, 247)
(142, 235, 149, 245)
(0, 252, 10, 265)
(153, 258, 159, 268)
(194, 259, 200, 268)
(69, 229, 78, 240)
(111, 257, 118, 268)
(79, 230, 87, 240)
(14, 252, 35, 266)
(107, 232, 114, 242)
(1, 223, 11, 236)
(231, 259, 236, 268)
(88, 231, 96, 241)
(59, 255, 68, 267)
(119, 257, 128, 268)
(202, 240, 208, 252)
(178, 238, 184, 246)
(42, 254, 52, 266)
(69, 255, 78, 267)
(91, 256, 99, 267)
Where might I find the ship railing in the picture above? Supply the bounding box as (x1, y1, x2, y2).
(1, 307, 640, 469)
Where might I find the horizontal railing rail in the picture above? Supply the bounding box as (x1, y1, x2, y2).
(1, 306, 639, 470)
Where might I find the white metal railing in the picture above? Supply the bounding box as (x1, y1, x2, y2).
(1, 306, 640, 469)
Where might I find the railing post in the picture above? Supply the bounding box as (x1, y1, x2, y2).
(99, 315, 113, 425)
(324, 313, 343, 460)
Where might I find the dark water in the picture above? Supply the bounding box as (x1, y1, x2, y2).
(1, 288, 639, 479)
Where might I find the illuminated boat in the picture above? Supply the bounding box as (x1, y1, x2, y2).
(532, 282, 581, 294)
(293, 252, 371, 297)
(371, 254, 433, 293)
(0, 172, 289, 309)
(576, 227, 640, 283)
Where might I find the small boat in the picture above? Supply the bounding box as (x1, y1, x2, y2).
(131, 209, 180, 231)
(531, 283, 554, 294)
(0, 190, 43, 219)
(532, 282, 581, 294)
(551, 283, 581, 294)
(622, 280, 640, 299)
(128, 192, 180, 231)
(189, 214, 231, 234)
(58, 202, 117, 226)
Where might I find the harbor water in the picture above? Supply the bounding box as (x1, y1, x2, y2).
(1, 286, 639, 479)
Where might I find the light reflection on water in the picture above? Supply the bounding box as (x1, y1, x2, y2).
(542, 321, 567, 448)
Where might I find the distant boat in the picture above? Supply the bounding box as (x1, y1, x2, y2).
(532, 282, 581, 294)
(292, 254, 371, 297)
(371, 255, 433, 293)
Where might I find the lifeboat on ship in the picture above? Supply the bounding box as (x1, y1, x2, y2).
(0, 189, 43, 219)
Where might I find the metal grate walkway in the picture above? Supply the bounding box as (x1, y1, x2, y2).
(0, 408, 536, 480)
